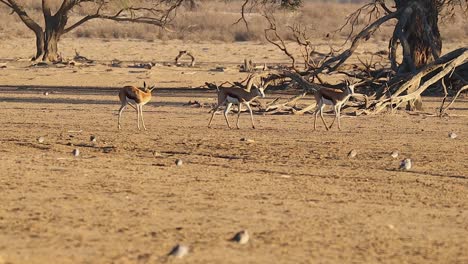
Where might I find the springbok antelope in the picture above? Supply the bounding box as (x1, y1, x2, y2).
(118, 81, 156, 130)
(313, 81, 355, 131)
(207, 81, 266, 129)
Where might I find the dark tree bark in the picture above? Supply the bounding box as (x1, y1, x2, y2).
(45, 1, 75, 61)
(42, 1, 68, 61)
(393, 0, 443, 110)
(395, 0, 442, 72)
(280, 0, 302, 9)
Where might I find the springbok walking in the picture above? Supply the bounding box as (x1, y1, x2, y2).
(207, 81, 266, 129)
(118, 81, 156, 130)
(313, 82, 355, 131)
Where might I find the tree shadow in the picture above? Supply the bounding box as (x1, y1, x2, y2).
(386, 168, 468, 180)
(0, 85, 213, 107)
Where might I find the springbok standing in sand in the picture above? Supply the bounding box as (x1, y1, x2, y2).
(207, 80, 266, 129)
(313, 81, 355, 131)
(118, 81, 156, 130)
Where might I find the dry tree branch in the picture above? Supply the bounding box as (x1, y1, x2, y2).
(289, 24, 312, 68)
(3, 0, 43, 33)
(281, 71, 324, 93)
(287, 24, 328, 84)
(233, 0, 252, 31)
(64, 0, 185, 34)
(391, 47, 467, 98)
(371, 48, 467, 114)
(263, 13, 298, 71)
(0, 0, 13, 8)
(319, 8, 402, 73)
(379, 0, 394, 14)
(439, 78, 449, 115)
(235, 0, 295, 30)
(334, 1, 384, 46)
(264, 92, 307, 113)
(439, 85, 468, 115)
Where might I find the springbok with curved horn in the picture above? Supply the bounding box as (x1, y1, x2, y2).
(118, 81, 156, 130)
(207, 78, 266, 129)
(313, 81, 355, 131)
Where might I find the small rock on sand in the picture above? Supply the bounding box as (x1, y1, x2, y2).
(167, 244, 189, 258)
(72, 149, 80, 157)
(230, 230, 249, 244)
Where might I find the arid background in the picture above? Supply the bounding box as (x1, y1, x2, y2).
(0, 1, 467, 263)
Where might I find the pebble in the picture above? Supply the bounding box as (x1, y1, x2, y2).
(390, 151, 399, 159)
(448, 132, 457, 139)
(230, 230, 249, 244)
(240, 138, 255, 143)
(102, 147, 114, 153)
(90, 135, 97, 142)
(175, 159, 183, 166)
(347, 149, 357, 158)
(43, 91, 49, 96)
(72, 148, 80, 157)
(399, 158, 412, 171)
(37, 136, 45, 143)
(167, 244, 189, 258)
(152, 151, 163, 157)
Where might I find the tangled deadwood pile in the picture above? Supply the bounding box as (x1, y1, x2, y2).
(234, 0, 468, 116)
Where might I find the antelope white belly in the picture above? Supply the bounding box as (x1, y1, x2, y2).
(226, 96, 240, 104)
(322, 98, 334, 105)
(126, 97, 138, 105)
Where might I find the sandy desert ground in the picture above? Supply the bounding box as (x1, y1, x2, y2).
(0, 37, 467, 264)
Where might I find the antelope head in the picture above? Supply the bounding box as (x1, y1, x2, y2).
(253, 78, 266, 98)
(345, 79, 356, 95)
(142, 81, 156, 93)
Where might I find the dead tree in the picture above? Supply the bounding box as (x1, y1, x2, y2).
(1, 0, 186, 62)
(240, 0, 467, 113)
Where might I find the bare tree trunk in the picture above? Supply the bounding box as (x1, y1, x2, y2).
(41, 0, 69, 62)
(43, 20, 62, 62)
(395, 0, 442, 110)
(33, 29, 45, 60)
(407, 1, 442, 68)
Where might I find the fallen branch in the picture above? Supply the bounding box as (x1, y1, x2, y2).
(392, 47, 467, 98)
(439, 85, 468, 116)
(371, 49, 467, 114)
(264, 92, 307, 112)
